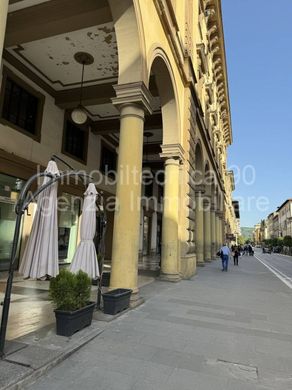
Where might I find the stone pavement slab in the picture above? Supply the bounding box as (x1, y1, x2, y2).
(0, 321, 104, 390)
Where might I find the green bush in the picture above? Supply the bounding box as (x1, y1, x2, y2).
(49, 268, 92, 311)
(283, 236, 292, 247)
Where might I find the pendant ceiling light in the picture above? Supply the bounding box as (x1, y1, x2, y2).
(71, 52, 94, 125)
(144, 131, 154, 163)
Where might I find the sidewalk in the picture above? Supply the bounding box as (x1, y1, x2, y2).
(2, 255, 292, 389)
(0, 272, 155, 340)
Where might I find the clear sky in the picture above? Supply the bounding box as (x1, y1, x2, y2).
(222, 0, 292, 227)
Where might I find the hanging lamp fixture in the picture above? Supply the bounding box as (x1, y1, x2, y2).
(144, 131, 154, 164)
(71, 52, 94, 125)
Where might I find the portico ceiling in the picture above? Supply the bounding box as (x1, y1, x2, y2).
(6, 23, 118, 91)
(4, 0, 163, 147)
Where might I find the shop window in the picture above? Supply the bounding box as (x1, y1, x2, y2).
(58, 193, 81, 264)
(0, 67, 44, 141)
(62, 118, 88, 163)
(100, 142, 117, 177)
(0, 173, 24, 270)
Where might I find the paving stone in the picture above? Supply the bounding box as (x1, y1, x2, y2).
(0, 360, 33, 388)
(4, 340, 27, 356)
(6, 345, 61, 369)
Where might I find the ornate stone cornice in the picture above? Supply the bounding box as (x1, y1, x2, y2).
(112, 82, 154, 115)
(195, 185, 206, 195)
(160, 143, 185, 163)
(205, 0, 232, 146)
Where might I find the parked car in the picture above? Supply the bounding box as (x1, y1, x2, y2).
(262, 247, 272, 254)
(272, 246, 281, 254)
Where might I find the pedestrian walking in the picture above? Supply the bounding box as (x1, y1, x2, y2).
(248, 244, 254, 256)
(233, 246, 239, 266)
(220, 243, 230, 272)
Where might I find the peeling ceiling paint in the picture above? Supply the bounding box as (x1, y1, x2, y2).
(7, 22, 119, 90)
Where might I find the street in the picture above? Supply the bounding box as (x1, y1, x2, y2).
(25, 256, 292, 390)
(253, 250, 292, 289)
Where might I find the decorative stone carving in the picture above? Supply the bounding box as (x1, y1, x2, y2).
(160, 143, 185, 162)
(208, 24, 217, 35)
(112, 82, 154, 114)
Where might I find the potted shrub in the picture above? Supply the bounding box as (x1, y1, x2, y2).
(49, 269, 95, 337)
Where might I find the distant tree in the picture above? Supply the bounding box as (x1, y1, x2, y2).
(237, 236, 245, 245)
(283, 236, 292, 247)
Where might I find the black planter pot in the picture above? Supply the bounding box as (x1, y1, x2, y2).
(54, 302, 95, 337)
(102, 289, 132, 315)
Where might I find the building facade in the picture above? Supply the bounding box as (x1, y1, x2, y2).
(0, 0, 237, 302)
(266, 212, 275, 239)
(253, 224, 261, 245)
(278, 199, 292, 238)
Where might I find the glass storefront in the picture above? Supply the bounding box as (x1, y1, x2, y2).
(0, 173, 24, 270)
(58, 193, 81, 264)
(0, 175, 82, 270)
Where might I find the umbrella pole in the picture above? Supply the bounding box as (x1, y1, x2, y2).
(0, 211, 24, 358)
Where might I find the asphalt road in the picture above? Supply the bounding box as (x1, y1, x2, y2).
(253, 249, 292, 289)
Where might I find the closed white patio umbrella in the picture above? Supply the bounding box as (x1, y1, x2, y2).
(70, 183, 99, 279)
(19, 160, 60, 279)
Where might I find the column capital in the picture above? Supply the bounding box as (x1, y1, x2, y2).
(160, 144, 185, 163)
(112, 82, 154, 114)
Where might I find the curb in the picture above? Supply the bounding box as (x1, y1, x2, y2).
(1, 327, 104, 390)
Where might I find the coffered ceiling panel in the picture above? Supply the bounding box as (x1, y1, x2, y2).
(6, 23, 118, 91)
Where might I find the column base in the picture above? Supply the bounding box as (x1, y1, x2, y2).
(204, 258, 212, 263)
(159, 272, 181, 282)
(197, 261, 205, 267)
(130, 290, 145, 309)
(180, 254, 197, 279)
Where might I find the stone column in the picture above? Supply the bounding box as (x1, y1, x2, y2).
(203, 197, 212, 262)
(195, 189, 205, 266)
(0, 0, 8, 64)
(150, 211, 158, 255)
(110, 83, 153, 305)
(160, 157, 181, 281)
(211, 203, 217, 259)
(216, 212, 221, 250)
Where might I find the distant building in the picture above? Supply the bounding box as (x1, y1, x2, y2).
(253, 224, 261, 245)
(266, 212, 276, 239)
(272, 213, 280, 239)
(277, 199, 292, 238)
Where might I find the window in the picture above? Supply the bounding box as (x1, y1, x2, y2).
(62, 118, 89, 163)
(0, 67, 44, 141)
(100, 141, 117, 177)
